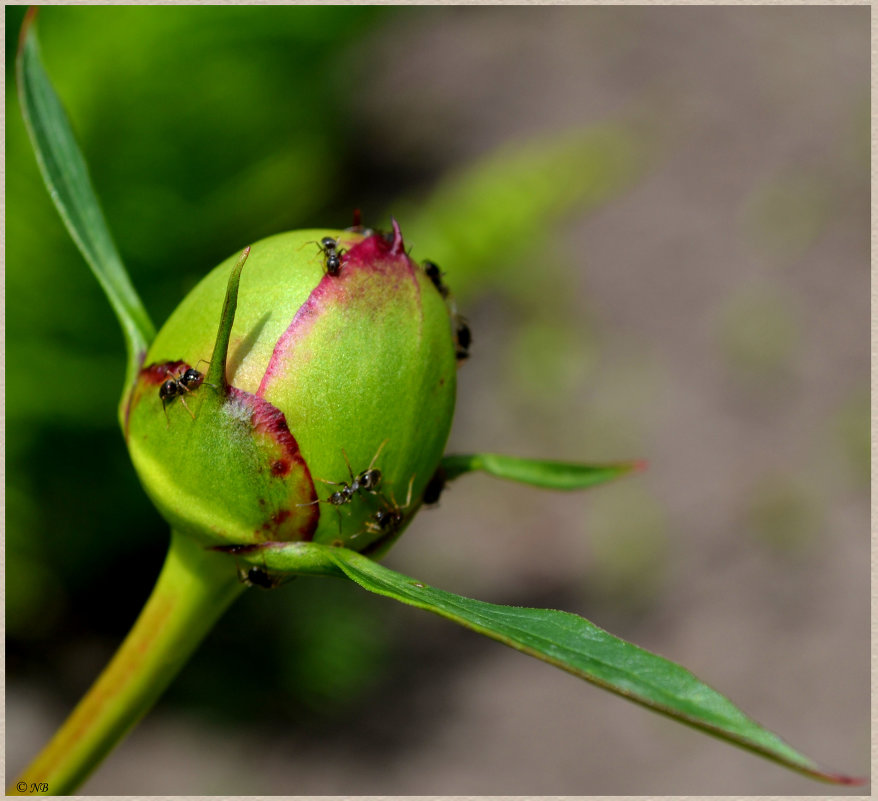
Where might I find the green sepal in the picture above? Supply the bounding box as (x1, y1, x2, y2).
(127, 371, 319, 547)
(254, 228, 457, 549)
(441, 452, 645, 488)
(126, 249, 319, 546)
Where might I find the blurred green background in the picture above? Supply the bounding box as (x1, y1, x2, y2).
(6, 5, 869, 795)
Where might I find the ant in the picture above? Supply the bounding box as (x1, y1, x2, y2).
(454, 317, 471, 361)
(317, 236, 346, 277)
(320, 439, 386, 506)
(299, 440, 388, 537)
(356, 475, 415, 541)
(298, 236, 347, 276)
(159, 365, 205, 422)
(423, 260, 450, 298)
(237, 563, 285, 590)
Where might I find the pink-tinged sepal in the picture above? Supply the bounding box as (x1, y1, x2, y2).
(127, 359, 318, 546)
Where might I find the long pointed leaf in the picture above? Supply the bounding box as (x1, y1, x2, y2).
(16, 9, 155, 414)
(326, 547, 862, 785)
(233, 541, 862, 785)
(442, 452, 645, 489)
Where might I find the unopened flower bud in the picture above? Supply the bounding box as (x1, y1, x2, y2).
(125, 223, 457, 556)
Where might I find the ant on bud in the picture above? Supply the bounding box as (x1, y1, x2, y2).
(454, 317, 471, 361)
(316, 439, 387, 506)
(298, 440, 388, 533)
(235, 560, 286, 590)
(356, 475, 416, 541)
(423, 260, 450, 299)
(159, 366, 206, 423)
(318, 236, 345, 277)
(297, 236, 348, 277)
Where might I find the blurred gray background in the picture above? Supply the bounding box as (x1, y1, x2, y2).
(6, 5, 869, 794)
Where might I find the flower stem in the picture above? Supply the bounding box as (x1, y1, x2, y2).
(9, 531, 246, 796)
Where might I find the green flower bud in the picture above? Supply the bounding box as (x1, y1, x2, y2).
(125, 223, 457, 557)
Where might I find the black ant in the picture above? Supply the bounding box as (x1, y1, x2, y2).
(298, 236, 347, 276)
(298, 439, 388, 537)
(321, 439, 386, 505)
(356, 475, 415, 541)
(454, 317, 471, 361)
(317, 236, 345, 277)
(423, 260, 450, 298)
(159, 366, 205, 422)
(237, 563, 285, 590)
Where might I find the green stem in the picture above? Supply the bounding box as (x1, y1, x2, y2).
(9, 531, 246, 796)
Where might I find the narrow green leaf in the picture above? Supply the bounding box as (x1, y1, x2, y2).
(234, 541, 861, 785)
(442, 452, 645, 489)
(16, 9, 155, 415)
(327, 547, 862, 785)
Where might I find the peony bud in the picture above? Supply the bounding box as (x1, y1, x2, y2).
(125, 222, 457, 556)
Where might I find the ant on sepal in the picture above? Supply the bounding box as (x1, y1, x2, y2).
(298, 440, 388, 536)
(354, 474, 416, 542)
(238, 564, 287, 590)
(299, 236, 347, 277)
(158, 363, 213, 424)
(423, 259, 450, 298)
(418, 258, 471, 362)
(454, 317, 471, 361)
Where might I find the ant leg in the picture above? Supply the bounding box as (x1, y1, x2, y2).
(316, 476, 346, 489)
(194, 359, 218, 390)
(178, 395, 197, 420)
(341, 449, 356, 484)
(296, 491, 337, 507)
(382, 474, 415, 515)
(402, 474, 415, 509)
(368, 439, 388, 472)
